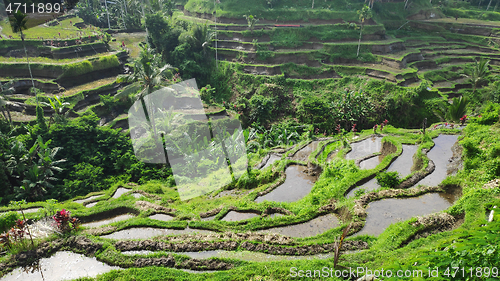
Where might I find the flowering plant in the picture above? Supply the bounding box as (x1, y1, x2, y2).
(53, 209, 79, 234)
(351, 124, 357, 133)
(460, 115, 467, 125)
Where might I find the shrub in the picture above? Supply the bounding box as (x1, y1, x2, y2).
(53, 209, 79, 234)
(200, 85, 216, 104)
(476, 102, 500, 125)
(0, 212, 20, 233)
(376, 171, 401, 188)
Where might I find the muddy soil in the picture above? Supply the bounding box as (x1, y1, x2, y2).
(115, 237, 368, 256)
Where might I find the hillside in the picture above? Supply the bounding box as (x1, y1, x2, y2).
(0, 0, 500, 280)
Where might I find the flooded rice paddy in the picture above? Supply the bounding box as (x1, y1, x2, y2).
(0, 251, 120, 281)
(290, 141, 320, 162)
(81, 214, 135, 228)
(122, 250, 334, 262)
(255, 165, 317, 203)
(100, 227, 214, 239)
(347, 145, 419, 197)
(345, 137, 382, 160)
(148, 214, 174, 221)
(221, 211, 259, 221)
(354, 187, 462, 237)
(112, 187, 132, 198)
(261, 154, 281, 170)
(415, 134, 459, 187)
(74, 195, 102, 204)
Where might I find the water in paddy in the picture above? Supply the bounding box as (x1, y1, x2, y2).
(257, 213, 340, 238)
(122, 250, 333, 262)
(82, 214, 135, 228)
(346, 145, 419, 198)
(255, 165, 317, 203)
(290, 141, 320, 162)
(261, 154, 281, 170)
(149, 214, 174, 221)
(415, 134, 459, 187)
(354, 187, 462, 237)
(345, 137, 382, 160)
(112, 187, 132, 198)
(269, 213, 285, 218)
(74, 195, 102, 204)
(346, 178, 379, 198)
(221, 211, 259, 221)
(200, 215, 216, 221)
(100, 227, 214, 239)
(0, 251, 120, 281)
(86, 202, 98, 208)
(387, 145, 419, 176)
(359, 156, 381, 170)
(132, 193, 144, 199)
(17, 208, 40, 214)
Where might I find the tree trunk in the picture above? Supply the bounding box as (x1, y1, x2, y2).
(6, 107, 11, 124)
(1, 108, 7, 122)
(312, 0, 314, 9)
(357, 25, 363, 57)
(21, 31, 38, 107)
(487, 0, 493, 10)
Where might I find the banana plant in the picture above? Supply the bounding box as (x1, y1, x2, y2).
(41, 96, 70, 125)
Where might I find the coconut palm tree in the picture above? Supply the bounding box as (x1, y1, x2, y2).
(466, 58, 490, 93)
(9, 12, 38, 107)
(191, 23, 216, 56)
(115, 44, 176, 136)
(357, 5, 372, 58)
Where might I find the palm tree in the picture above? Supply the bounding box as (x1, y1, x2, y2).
(115, 44, 176, 136)
(432, 96, 468, 123)
(0, 81, 15, 125)
(356, 5, 372, 58)
(191, 23, 216, 56)
(466, 58, 490, 93)
(447, 96, 468, 123)
(9, 12, 38, 107)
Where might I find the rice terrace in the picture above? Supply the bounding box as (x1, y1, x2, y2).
(0, 0, 500, 280)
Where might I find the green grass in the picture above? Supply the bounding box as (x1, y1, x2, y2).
(1, 17, 95, 40)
